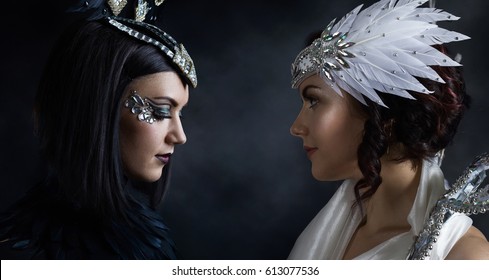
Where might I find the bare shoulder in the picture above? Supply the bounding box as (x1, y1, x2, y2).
(445, 226, 489, 260)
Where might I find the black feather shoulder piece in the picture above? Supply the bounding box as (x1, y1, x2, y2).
(0, 182, 177, 259)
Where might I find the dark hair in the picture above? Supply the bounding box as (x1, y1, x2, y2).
(353, 44, 471, 206)
(34, 19, 184, 221)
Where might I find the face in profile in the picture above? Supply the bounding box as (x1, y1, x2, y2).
(290, 75, 366, 181)
(120, 71, 189, 182)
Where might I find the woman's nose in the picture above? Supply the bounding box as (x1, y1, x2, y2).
(166, 117, 187, 145)
(290, 114, 308, 137)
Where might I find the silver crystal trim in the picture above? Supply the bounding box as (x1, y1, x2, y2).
(407, 153, 489, 259)
(107, 18, 197, 88)
(107, 0, 128, 16)
(135, 0, 149, 22)
(291, 30, 355, 88)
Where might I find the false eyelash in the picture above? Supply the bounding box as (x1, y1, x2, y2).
(151, 104, 172, 120)
(302, 91, 319, 109)
(306, 97, 319, 108)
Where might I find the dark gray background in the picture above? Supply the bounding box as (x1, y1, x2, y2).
(1, 0, 488, 259)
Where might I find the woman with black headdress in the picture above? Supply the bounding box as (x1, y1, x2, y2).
(0, 0, 197, 259)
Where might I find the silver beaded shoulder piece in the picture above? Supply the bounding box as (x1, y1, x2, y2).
(407, 153, 489, 259)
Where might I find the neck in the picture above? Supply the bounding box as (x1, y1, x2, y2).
(363, 157, 421, 231)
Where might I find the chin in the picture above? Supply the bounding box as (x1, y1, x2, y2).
(145, 172, 163, 183)
(312, 172, 329, 181)
(311, 168, 327, 181)
(311, 165, 340, 182)
(129, 170, 162, 183)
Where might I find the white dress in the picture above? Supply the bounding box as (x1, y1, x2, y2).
(288, 159, 472, 260)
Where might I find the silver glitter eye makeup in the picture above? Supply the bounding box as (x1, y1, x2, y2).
(149, 102, 172, 120)
(124, 91, 172, 124)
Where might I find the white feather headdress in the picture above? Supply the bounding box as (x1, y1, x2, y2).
(291, 0, 469, 106)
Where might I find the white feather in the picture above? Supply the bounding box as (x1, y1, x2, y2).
(334, 73, 369, 105)
(320, 75, 344, 97)
(377, 46, 445, 82)
(418, 29, 470, 45)
(403, 8, 460, 22)
(335, 67, 386, 106)
(331, 5, 363, 34)
(412, 46, 461, 66)
(347, 63, 415, 99)
(352, 50, 430, 93)
(351, 0, 390, 32)
(350, 21, 434, 44)
(349, 0, 427, 33)
(369, 80, 416, 99)
(291, 0, 469, 107)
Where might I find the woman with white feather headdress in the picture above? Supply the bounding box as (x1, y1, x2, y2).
(288, 0, 489, 259)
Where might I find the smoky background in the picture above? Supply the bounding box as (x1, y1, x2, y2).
(1, 0, 487, 259)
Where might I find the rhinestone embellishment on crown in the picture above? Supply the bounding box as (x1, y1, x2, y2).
(107, 0, 128, 16)
(173, 44, 197, 88)
(292, 20, 355, 88)
(135, 0, 149, 22)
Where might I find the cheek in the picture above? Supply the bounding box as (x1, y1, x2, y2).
(310, 108, 365, 180)
(120, 115, 166, 163)
(312, 109, 353, 146)
(320, 108, 363, 147)
(128, 124, 162, 147)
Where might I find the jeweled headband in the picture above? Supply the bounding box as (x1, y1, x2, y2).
(291, 0, 469, 107)
(69, 0, 197, 88)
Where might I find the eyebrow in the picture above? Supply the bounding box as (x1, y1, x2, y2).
(301, 85, 322, 98)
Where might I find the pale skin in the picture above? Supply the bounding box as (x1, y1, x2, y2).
(119, 71, 188, 182)
(290, 74, 489, 260)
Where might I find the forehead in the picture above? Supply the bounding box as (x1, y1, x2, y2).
(126, 72, 189, 104)
(299, 74, 335, 94)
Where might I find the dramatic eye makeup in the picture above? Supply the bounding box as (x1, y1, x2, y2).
(124, 91, 176, 124)
(146, 99, 172, 120)
(301, 86, 322, 109)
